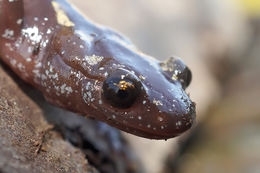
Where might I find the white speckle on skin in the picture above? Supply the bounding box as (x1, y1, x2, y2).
(42, 40, 48, 47)
(10, 59, 17, 66)
(41, 74, 47, 80)
(15, 43, 20, 48)
(65, 86, 73, 94)
(5, 43, 14, 51)
(32, 69, 40, 77)
(121, 75, 125, 79)
(138, 116, 142, 120)
(174, 69, 180, 75)
(49, 65, 53, 72)
(35, 62, 42, 68)
(26, 58, 32, 62)
(46, 29, 52, 34)
(161, 126, 164, 129)
(153, 99, 163, 106)
(22, 26, 42, 44)
(2, 29, 14, 40)
(139, 75, 146, 80)
(87, 91, 92, 98)
(28, 47, 33, 53)
(176, 121, 182, 127)
(4, 55, 10, 60)
(60, 84, 66, 94)
(16, 19, 23, 25)
(45, 70, 49, 75)
(17, 62, 25, 72)
(86, 82, 91, 90)
(158, 116, 163, 122)
(85, 54, 103, 65)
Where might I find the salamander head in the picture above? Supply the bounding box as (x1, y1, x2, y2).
(51, 28, 195, 139)
(89, 36, 196, 139)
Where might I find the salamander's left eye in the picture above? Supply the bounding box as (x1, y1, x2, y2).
(160, 57, 192, 89)
(102, 70, 141, 108)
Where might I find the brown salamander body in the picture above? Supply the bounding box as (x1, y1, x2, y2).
(0, 0, 195, 139)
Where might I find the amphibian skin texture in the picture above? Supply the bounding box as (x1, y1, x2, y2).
(0, 0, 196, 139)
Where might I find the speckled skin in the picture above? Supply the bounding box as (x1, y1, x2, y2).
(0, 0, 195, 139)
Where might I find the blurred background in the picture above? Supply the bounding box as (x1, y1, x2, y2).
(69, 0, 260, 172)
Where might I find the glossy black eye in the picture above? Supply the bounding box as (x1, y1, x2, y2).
(177, 67, 192, 89)
(160, 57, 192, 89)
(102, 70, 141, 108)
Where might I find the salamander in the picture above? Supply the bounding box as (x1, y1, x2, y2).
(0, 0, 196, 139)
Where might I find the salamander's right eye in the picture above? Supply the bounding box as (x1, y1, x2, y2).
(102, 69, 142, 108)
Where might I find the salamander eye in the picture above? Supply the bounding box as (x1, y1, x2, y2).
(178, 66, 192, 89)
(102, 70, 141, 108)
(160, 57, 192, 89)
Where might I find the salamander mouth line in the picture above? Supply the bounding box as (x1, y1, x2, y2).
(118, 121, 180, 139)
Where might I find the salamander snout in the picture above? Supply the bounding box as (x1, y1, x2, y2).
(132, 56, 196, 139)
(98, 59, 195, 139)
